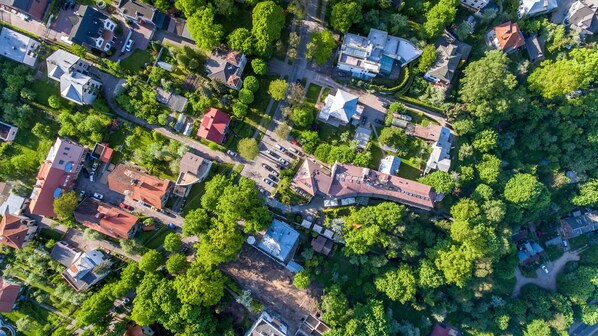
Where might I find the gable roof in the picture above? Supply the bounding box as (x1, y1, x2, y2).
(205, 49, 245, 89)
(196, 108, 230, 144)
(0, 278, 20, 312)
(0, 213, 30, 249)
(107, 164, 172, 209)
(568, 0, 598, 33)
(430, 323, 461, 336)
(426, 33, 471, 84)
(74, 198, 139, 239)
(518, 0, 558, 17)
(319, 89, 359, 123)
(51, 241, 81, 267)
(525, 35, 545, 63)
(291, 159, 321, 197)
(69, 6, 110, 48)
(63, 249, 108, 291)
(46, 49, 84, 81)
(0, 0, 48, 20)
(493, 21, 526, 51)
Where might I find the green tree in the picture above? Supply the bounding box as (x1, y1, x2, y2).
(503, 173, 551, 216)
(251, 1, 285, 56)
(232, 102, 248, 119)
(320, 286, 349, 327)
(119, 239, 145, 256)
(165, 253, 189, 275)
(183, 208, 211, 237)
(238, 89, 254, 105)
(202, 175, 233, 211)
(53, 191, 79, 220)
(76, 285, 115, 327)
(251, 58, 268, 76)
(524, 319, 551, 336)
(196, 220, 244, 265)
(375, 265, 417, 303)
(292, 271, 310, 289)
(228, 28, 253, 54)
(237, 138, 259, 160)
(418, 171, 455, 194)
(139, 250, 163, 273)
(434, 244, 474, 287)
(306, 30, 337, 64)
(187, 6, 224, 50)
(378, 128, 409, 155)
(417, 44, 438, 73)
(472, 129, 498, 153)
(84, 228, 103, 241)
(174, 264, 226, 306)
(48, 95, 61, 109)
(243, 76, 260, 92)
(418, 259, 444, 288)
(573, 178, 598, 207)
(330, 1, 362, 33)
(268, 79, 288, 101)
(423, 0, 459, 38)
(476, 154, 502, 184)
(164, 233, 182, 252)
(292, 104, 315, 127)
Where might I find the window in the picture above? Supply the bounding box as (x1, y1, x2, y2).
(58, 160, 64, 165)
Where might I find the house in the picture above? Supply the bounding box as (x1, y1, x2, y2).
(487, 21, 526, 53)
(291, 159, 331, 199)
(69, 6, 117, 52)
(353, 126, 371, 149)
(425, 126, 453, 174)
(246, 311, 288, 336)
(560, 210, 598, 238)
(518, 0, 558, 18)
(564, 0, 598, 35)
(337, 28, 422, 79)
(0, 0, 48, 21)
(297, 315, 331, 336)
(115, 0, 167, 31)
(51, 241, 82, 267)
(107, 164, 173, 210)
(196, 108, 231, 144)
(74, 198, 140, 239)
(205, 49, 247, 90)
(525, 35, 545, 63)
(124, 324, 155, 336)
(430, 323, 461, 336)
(0, 278, 21, 312)
(62, 249, 110, 291)
(29, 138, 87, 217)
(424, 32, 471, 87)
(0, 212, 37, 249)
(0, 27, 39, 67)
(173, 152, 212, 197)
(318, 89, 364, 127)
(378, 155, 401, 175)
(517, 241, 545, 265)
(459, 0, 491, 12)
(0, 121, 18, 142)
(257, 219, 300, 265)
(311, 236, 333, 256)
(156, 87, 188, 112)
(90, 142, 113, 163)
(46, 49, 102, 105)
(0, 184, 24, 215)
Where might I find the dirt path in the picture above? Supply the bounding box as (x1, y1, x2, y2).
(512, 249, 585, 297)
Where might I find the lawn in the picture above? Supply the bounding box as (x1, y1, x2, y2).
(31, 79, 60, 106)
(121, 49, 153, 73)
(305, 83, 322, 105)
(145, 227, 173, 249)
(2, 300, 66, 336)
(316, 121, 354, 143)
(320, 88, 330, 102)
(39, 228, 64, 241)
(224, 119, 258, 151)
(253, 76, 277, 114)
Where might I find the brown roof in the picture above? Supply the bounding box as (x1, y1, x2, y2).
(0, 213, 29, 249)
(311, 236, 333, 255)
(225, 51, 243, 66)
(107, 165, 172, 209)
(0, 278, 20, 312)
(494, 21, 525, 51)
(291, 159, 322, 196)
(430, 323, 460, 336)
(408, 124, 444, 142)
(74, 198, 139, 239)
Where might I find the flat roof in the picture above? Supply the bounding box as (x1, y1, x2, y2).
(0, 27, 39, 66)
(257, 219, 300, 263)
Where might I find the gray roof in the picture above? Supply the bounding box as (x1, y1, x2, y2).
(247, 311, 288, 336)
(46, 49, 86, 81)
(156, 87, 188, 112)
(69, 6, 109, 48)
(50, 241, 81, 267)
(0, 194, 26, 215)
(257, 219, 300, 264)
(426, 33, 471, 84)
(568, 0, 598, 33)
(0, 27, 39, 66)
(525, 35, 545, 63)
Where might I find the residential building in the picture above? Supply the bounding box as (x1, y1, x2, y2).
(115, 0, 167, 30)
(353, 126, 371, 149)
(517, 241, 545, 265)
(0, 0, 48, 21)
(560, 210, 598, 238)
(69, 6, 117, 52)
(525, 35, 545, 63)
(337, 28, 422, 79)
(29, 138, 86, 217)
(196, 108, 231, 144)
(125, 324, 155, 336)
(487, 21, 526, 53)
(430, 323, 461, 336)
(459, 0, 491, 12)
(424, 32, 471, 87)
(378, 155, 401, 175)
(51, 241, 81, 267)
(90, 142, 113, 163)
(257, 219, 300, 265)
(62, 249, 110, 291)
(0, 194, 26, 216)
(46, 49, 101, 105)
(206, 49, 246, 90)
(107, 164, 173, 210)
(564, 0, 598, 35)
(318, 89, 364, 127)
(0, 278, 20, 312)
(425, 126, 453, 174)
(0, 27, 39, 67)
(0, 121, 17, 142)
(0, 212, 37, 250)
(311, 236, 333, 256)
(291, 159, 330, 199)
(518, 0, 558, 18)
(297, 315, 331, 336)
(156, 87, 188, 112)
(246, 311, 289, 336)
(173, 152, 212, 197)
(74, 198, 140, 239)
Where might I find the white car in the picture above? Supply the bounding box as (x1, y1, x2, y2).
(226, 150, 238, 157)
(275, 144, 286, 152)
(540, 264, 549, 273)
(125, 39, 135, 52)
(92, 193, 104, 200)
(89, 172, 95, 182)
(397, 114, 413, 121)
(278, 158, 288, 166)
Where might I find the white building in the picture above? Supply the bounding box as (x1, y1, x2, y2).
(47, 50, 102, 105)
(564, 0, 598, 35)
(0, 27, 39, 67)
(518, 0, 558, 18)
(460, 0, 491, 11)
(62, 249, 110, 292)
(0, 121, 18, 143)
(425, 126, 453, 174)
(337, 29, 422, 79)
(378, 155, 401, 175)
(318, 89, 364, 127)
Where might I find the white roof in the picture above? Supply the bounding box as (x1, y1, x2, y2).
(318, 89, 359, 123)
(47, 50, 82, 81)
(0, 194, 25, 215)
(60, 72, 99, 105)
(0, 27, 39, 67)
(378, 155, 401, 175)
(519, 0, 558, 17)
(354, 126, 372, 149)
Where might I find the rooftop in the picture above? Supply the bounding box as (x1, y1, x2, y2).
(196, 108, 230, 144)
(205, 49, 245, 89)
(107, 164, 172, 209)
(378, 155, 401, 175)
(257, 219, 300, 264)
(493, 21, 526, 51)
(0, 0, 48, 20)
(0, 213, 31, 249)
(176, 152, 211, 186)
(63, 249, 108, 292)
(0, 27, 39, 67)
(0, 121, 17, 142)
(51, 241, 82, 267)
(0, 278, 20, 312)
(246, 311, 289, 336)
(156, 87, 188, 112)
(74, 198, 139, 239)
(318, 89, 360, 125)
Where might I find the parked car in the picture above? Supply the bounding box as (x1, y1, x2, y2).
(540, 264, 549, 273)
(397, 114, 413, 121)
(226, 150, 238, 157)
(268, 174, 279, 182)
(125, 39, 135, 52)
(361, 116, 368, 125)
(89, 172, 95, 182)
(167, 223, 177, 229)
(266, 149, 278, 158)
(262, 163, 274, 172)
(92, 193, 103, 200)
(263, 178, 277, 187)
(119, 202, 133, 210)
(275, 144, 286, 152)
(290, 147, 300, 155)
(382, 102, 389, 108)
(563, 240, 569, 248)
(78, 190, 86, 201)
(278, 158, 288, 166)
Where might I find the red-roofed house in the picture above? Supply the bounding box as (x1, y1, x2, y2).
(0, 278, 21, 312)
(91, 142, 113, 163)
(74, 198, 140, 239)
(196, 108, 231, 144)
(29, 138, 87, 217)
(0, 212, 37, 249)
(430, 323, 461, 336)
(107, 164, 173, 210)
(487, 21, 526, 53)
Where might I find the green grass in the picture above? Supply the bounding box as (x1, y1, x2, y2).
(368, 141, 386, 170)
(31, 79, 60, 106)
(145, 227, 173, 249)
(2, 300, 65, 336)
(305, 84, 322, 105)
(316, 121, 354, 143)
(320, 88, 330, 102)
(224, 120, 258, 151)
(39, 228, 64, 241)
(253, 76, 277, 114)
(121, 49, 152, 73)
(397, 161, 422, 180)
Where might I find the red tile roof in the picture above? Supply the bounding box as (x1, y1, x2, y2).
(225, 51, 243, 66)
(196, 108, 230, 144)
(494, 21, 525, 51)
(107, 165, 172, 209)
(0, 278, 20, 312)
(430, 323, 460, 336)
(0, 213, 29, 249)
(74, 198, 139, 239)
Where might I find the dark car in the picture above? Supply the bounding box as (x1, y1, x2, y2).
(167, 223, 177, 229)
(382, 102, 389, 108)
(119, 202, 133, 211)
(268, 174, 279, 182)
(81, 168, 90, 178)
(361, 116, 368, 125)
(261, 163, 274, 172)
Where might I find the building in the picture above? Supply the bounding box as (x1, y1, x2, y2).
(560, 210, 598, 238)
(425, 126, 453, 174)
(525, 35, 545, 63)
(318, 89, 364, 127)
(257, 219, 300, 265)
(69, 6, 117, 52)
(107, 164, 173, 210)
(518, 0, 558, 18)
(424, 32, 471, 87)
(74, 198, 140, 239)
(124, 324, 155, 336)
(0, 121, 18, 142)
(90, 142, 113, 163)
(291, 159, 330, 199)
(311, 236, 333, 256)
(62, 249, 110, 292)
(0, 27, 39, 66)
(246, 311, 289, 336)
(115, 0, 167, 30)
(517, 241, 545, 265)
(46, 49, 101, 105)
(0, 278, 20, 312)
(174, 152, 212, 197)
(0, 0, 48, 21)
(459, 0, 491, 12)
(378, 155, 401, 175)
(487, 21, 526, 53)
(297, 315, 331, 336)
(0, 212, 37, 250)
(564, 0, 598, 35)
(353, 126, 371, 149)
(29, 138, 86, 217)
(156, 87, 188, 112)
(196, 108, 231, 144)
(337, 28, 422, 79)
(206, 49, 246, 90)
(51, 241, 81, 267)
(430, 323, 461, 336)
